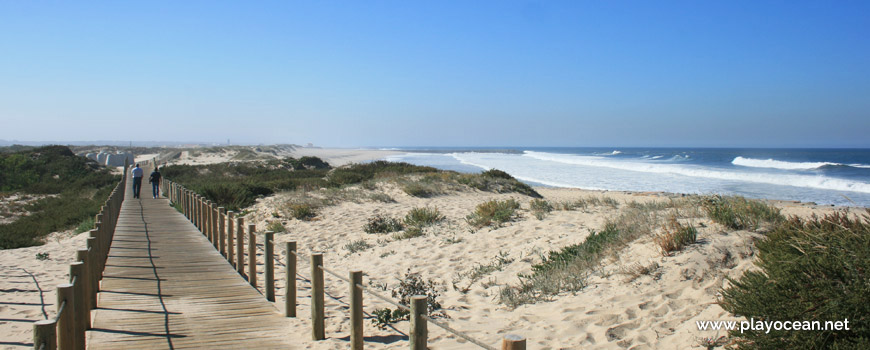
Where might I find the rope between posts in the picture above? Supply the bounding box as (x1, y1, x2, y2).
(318, 265, 351, 283)
(421, 314, 497, 350)
(317, 258, 495, 349)
(53, 300, 66, 323)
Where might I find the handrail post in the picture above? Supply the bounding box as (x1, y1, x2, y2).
(410, 295, 427, 350)
(209, 202, 221, 247)
(237, 217, 246, 276)
(86, 238, 99, 308)
(218, 207, 227, 256)
(265, 231, 275, 302)
(75, 250, 92, 328)
(248, 224, 257, 288)
(502, 335, 527, 350)
(350, 270, 363, 350)
(69, 263, 86, 350)
(207, 201, 215, 244)
(311, 253, 325, 340)
(88, 230, 102, 280)
(57, 283, 74, 350)
(33, 319, 57, 350)
(227, 211, 235, 267)
(285, 241, 296, 317)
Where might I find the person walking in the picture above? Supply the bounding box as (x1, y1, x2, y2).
(149, 167, 162, 199)
(131, 163, 144, 198)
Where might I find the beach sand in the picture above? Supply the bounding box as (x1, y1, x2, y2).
(0, 148, 862, 349)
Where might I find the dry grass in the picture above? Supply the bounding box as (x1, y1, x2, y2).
(654, 214, 698, 256)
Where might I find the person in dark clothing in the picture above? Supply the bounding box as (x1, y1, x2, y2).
(131, 164, 144, 198)
(149, 167, 162, 199)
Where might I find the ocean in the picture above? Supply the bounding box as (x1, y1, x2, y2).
(382, 148, 870, 207)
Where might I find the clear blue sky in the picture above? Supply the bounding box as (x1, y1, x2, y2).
(1, 1, 868, 148)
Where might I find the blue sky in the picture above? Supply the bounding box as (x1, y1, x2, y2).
(1, 1, 868, 148)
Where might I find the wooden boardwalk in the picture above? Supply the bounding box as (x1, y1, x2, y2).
(87, 176, 294, 349)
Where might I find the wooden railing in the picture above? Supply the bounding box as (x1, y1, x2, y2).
(164, 179, 528, 350)
(32, 165, 128, 350)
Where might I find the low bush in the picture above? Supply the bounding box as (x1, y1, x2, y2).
(654, 215, 697, 256)
(371, 270, 444, 329)
(364, 215, 404, 234)
(0, 146, 119, 248)
(404, 207, 444, 227)
(289, 204, 316, 220)
(344, 239, 372, 254)
(720, 210, 870, 349)
(530, 199, 553, 220)
(402, 182, 438, 197)
(466, 199, 520, 229)
(702, 195, 782, 231)
(74, 217, 95, 234)
(392, 225, 424, 240)
(456, 170, 542, 198)
(266, 221, 286, 233)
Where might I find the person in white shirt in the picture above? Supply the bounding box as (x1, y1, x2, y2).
(131, 164, 144, 198)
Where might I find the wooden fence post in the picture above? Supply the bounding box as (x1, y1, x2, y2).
(265, 231, 275, 302)
(350, 270, 363, 350)
(212, 203, 219, 249)
(70, 263, 86, 350)
(311, 253, 325, 340)
(86, 238, 99, 308)
(33, 319, 57, 350)
(88, 230, 102, 279)
(410, 295, 427, 350)
(248, 224, 257, 288)
(502, 335, 527, 350)
(285, 241, 296, 317)
(75, 250, 92, 328)
(227, 211, 235, 267)
(237, 217, 246, 277)
(219, 207, 227, 257)
(57, 283, 74, 350)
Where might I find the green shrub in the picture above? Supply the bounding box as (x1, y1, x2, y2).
(457, 169, 542, 198)
(720, 210, 870, 349)
(702, 195, 782, 231)
(74, 217, 95, 234)
(466, 199, 520, 229)
(266, 221, 286, 233)
(402, 182, 438, 197)
(392, 225, 424, 240)
(0, 146, 119, 248)
(370, 270, 444, 329)
(289, 204, 316, 220)
(404, 207, 444, 227)
(344, 239, 372, 253)
(393, 270, 442, 313)
(364, 215, 404, 234)
(371, 307, 410, 329)
(654, 215, 697, 256)
(530, 199, 553, 220)
(35, 252, 50, 260)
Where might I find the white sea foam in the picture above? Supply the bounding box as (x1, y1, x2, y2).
(523, 151, 870, 194)
(732, 156, 842, 170)
(651, 155, 664, 160)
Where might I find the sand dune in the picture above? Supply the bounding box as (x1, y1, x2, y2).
(1, 148, 860, 349)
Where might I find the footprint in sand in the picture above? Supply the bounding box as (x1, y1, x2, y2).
(595, 314, 620, 326)
(605, 320, 639, 342)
